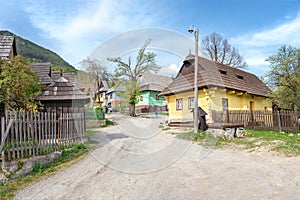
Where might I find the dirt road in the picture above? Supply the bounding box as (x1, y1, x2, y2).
(15, 113, 300, 200)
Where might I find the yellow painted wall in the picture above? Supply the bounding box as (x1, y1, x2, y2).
(165, 88, 272, 122)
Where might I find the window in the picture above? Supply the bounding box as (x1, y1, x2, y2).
(110, 93, 113, 99)
(188, 97, 194, 109)
(176, 98, 183, 110)
(222, 98, 228, 111)
(236, 75, 244, 80)
(219, 70, 227, 75)
(140, 96, 143, 101)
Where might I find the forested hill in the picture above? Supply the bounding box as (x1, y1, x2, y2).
(0, 30, 76, 72)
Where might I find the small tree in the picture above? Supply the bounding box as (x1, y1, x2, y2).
(201, 32, 247, 69)
(0, 56, 42, 115)
(265, 45, 300, 110)
(108, 39, 160, 116)
(78, 57, 112, 108)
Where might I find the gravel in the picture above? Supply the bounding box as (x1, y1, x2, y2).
(15, 113, 300, 200)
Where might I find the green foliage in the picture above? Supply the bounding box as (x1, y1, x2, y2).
(265, 45, 300, 110)
(0, 30, 75, 72)
(95, 107, 105, 120)
(0, 56, 43, 111)
(61, 150, 71, 158)
(33, 163, 43, 173)
(17, 161, 24, 170)
(108, 39, 160, 116)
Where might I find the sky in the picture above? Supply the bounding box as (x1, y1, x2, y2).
(1, 0, 300, 77)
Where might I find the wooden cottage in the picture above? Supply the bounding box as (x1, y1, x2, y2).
(0, 35, 17, 115)
(30, 62, 53, 85)
(159, 54, 272, 123)
(35, 76, 89, 115)
(136, 73, 173, 112)
(0, 35, 17, 60)
(96, 80, 109, 107)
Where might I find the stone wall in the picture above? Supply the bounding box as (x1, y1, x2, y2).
(1, 152, 61, 182)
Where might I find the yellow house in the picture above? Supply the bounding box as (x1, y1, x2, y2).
(159, 54, 272, 123)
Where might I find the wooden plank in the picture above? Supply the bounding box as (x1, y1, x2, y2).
(26, 112, 31, 156)
(19, 112, 24, 158)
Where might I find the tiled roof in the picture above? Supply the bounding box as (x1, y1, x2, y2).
(138, 73, 173, 92)
(159, 54, 271, 97)
(36, 77, 89, 101)
(30, 62, 53, 85)
(0, 35, 16, 59)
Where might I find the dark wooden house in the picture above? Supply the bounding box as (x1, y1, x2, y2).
(0, 35, 17, 60)
(0, 35, 17, 116)
(35, 76, 89, 115)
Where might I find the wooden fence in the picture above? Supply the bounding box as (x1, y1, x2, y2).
(0, 111, 86, 162)
(211, 110, 300, 133)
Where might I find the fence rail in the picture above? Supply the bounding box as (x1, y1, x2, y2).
(211, 110, 300, 133)
(0, 111, 86, 162)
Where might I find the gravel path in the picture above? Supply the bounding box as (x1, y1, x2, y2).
(15, 113, 300, 200)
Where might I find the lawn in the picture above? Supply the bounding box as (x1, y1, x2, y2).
(176, 129, 300, 156)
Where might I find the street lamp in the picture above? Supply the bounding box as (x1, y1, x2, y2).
(188, 26, 199, 134)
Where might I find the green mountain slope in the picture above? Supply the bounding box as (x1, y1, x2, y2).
(0, 30, 76, 72)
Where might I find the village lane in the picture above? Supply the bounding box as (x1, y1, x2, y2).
(16, 113, 300, 200)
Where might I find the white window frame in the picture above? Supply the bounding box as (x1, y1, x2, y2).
(176, 98, 183, 110)
(188, 97, 194, 109)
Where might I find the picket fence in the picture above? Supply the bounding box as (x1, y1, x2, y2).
(0, 111, 86, 163)
(211, 110, 300, 133)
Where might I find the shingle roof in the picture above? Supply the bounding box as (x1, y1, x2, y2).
(159, 54, 271, 97)
(30, 62, 53, 85)
(138, 73, 173, 92)
(36, 77, 89, 101)
(98, 80, 109, 92)
(51, 71, 77, 86)
(0, 35, 16, 59)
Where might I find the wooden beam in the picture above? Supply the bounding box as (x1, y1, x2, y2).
(228, 90, 235, 95)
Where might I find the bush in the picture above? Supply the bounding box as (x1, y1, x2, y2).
(95, 107, 105, 120)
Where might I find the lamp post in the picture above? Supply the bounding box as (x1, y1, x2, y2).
(188, 26, 199, 134)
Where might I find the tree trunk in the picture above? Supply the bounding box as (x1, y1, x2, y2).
(129, 103, 136, 117)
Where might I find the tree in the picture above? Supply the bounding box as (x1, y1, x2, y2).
(108, 39, 160, 116)
(0, 56, 42, 115)
(265, 45, 300, 110)
(78, 57, 112, 108)
(201, 32, 247, 69)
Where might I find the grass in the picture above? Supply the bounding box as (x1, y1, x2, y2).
(0, 144, 89, 200)
(100, 119, 114, 127)
(176, 129, 300, 156)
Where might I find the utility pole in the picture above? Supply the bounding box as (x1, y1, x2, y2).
(188, 26, 199, 134)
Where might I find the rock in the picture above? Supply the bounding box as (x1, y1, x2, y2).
(224, 128, 235, 139)
(236, 127, 244, 137)
(207, 128, 225, 137)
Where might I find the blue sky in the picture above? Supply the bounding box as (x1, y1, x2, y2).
(1, 0, 300, 77)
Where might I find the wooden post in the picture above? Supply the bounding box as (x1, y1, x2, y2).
(277, 110, 282, 132)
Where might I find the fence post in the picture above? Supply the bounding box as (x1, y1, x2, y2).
(1, 117, 5, 179)
(277, 110, 282, 132)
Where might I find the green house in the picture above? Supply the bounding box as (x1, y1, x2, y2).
(136, 73, 173, 112)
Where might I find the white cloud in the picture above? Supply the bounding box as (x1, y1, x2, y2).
(22, 0, 159, 66)
(230, 11, 300, 76)
(232, 11, 300, 47)
(159, 64, 180, 78)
